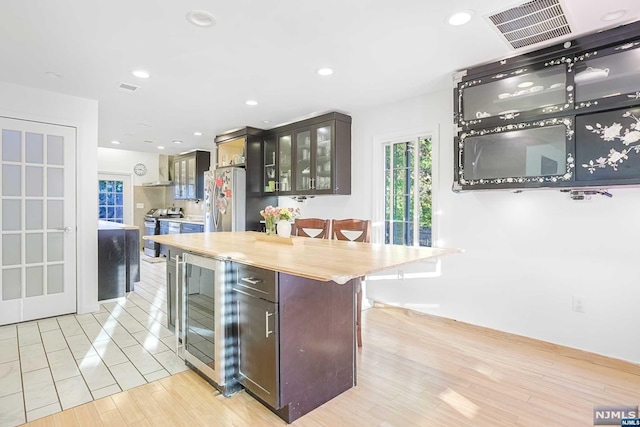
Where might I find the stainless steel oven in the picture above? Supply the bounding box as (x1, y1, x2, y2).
(180, 253, 239, 396)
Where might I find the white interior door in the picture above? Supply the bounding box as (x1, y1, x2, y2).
(0, 117, 77, 325)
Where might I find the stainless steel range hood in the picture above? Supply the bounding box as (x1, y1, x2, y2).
(142, 154, 174, 186)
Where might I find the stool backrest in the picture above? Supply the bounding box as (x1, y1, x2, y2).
(293, 218, 330, 239)
(331, 219, 371, 243)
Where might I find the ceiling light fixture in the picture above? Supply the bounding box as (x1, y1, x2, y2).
(173, 140, 182, 144)
(447, 10, 474, 26)
(263, 120, 271, 124)
(131, 70, 150, 79)
(316, 67, 334, 76)
(193, 131, 202, 136)
(601, 9, 626, 21)
(518, 81, 534, 88)
(245, 100, 258, 106)
(186, 10, 216, 27)
(111, 140, 121, 145)
(45, 72, 62, 78)
(157, 146, 165, 150)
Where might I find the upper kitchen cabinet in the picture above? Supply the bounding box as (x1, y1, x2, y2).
(215, 127, 264, 196)
(268, 112, 351, 196)
(173, 150, 211, 200)
(456, 63, 570, 130)
(454, 20, 640, 191)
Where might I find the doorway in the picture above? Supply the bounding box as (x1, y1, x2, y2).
(97, 173, 133, 225)
(0, 117, 77, 325)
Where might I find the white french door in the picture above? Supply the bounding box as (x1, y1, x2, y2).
(0, 117, 77, 325)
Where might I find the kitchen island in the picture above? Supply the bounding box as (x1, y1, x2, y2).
(146, 231, 459, 423)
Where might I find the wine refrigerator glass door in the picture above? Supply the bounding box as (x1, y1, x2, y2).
(183, 253, 230, 388)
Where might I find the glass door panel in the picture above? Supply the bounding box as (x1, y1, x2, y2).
(295, 130, 311, 192)
(174, 161, 181, 199)
(278, 134, 292, 193)
(461, 124, 569, 182)
(461, 65, 567, 122)
(186, 157, 196, 199)
(263, 135, 276, 194)
(575, 46, 640, 104)
(314, 125, 332, 190)
(180, 159, 187, 199)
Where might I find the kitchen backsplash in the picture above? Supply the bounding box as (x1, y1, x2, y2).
(164, 186, 204, 217)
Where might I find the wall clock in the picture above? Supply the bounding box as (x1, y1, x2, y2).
(134, 163, 147, 176)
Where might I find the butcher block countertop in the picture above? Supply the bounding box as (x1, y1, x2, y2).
(146, 231, 461, 283)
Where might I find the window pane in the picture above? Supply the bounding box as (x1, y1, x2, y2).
(2, 129, 21, 162)
(47, 135, 64, 165)
(26, 132, 44, 164)
(2, 268, 21, 300)
(393, 143, 406, 168)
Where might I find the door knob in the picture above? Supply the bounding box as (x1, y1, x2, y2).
(55, 226, 73, 233)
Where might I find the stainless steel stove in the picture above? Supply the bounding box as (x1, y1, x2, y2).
(143, 208, 183, 257)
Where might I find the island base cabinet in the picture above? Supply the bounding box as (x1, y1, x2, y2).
(236, 271, 356, 424)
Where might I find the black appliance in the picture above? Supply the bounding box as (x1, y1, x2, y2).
(143, 207, 183, 257)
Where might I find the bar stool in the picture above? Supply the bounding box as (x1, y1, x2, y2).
(292, 218, 330, 239)
(330, 219, 371, 348)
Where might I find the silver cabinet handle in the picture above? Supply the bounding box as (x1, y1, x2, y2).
(240, 277, 261, 285)
(176, 255, 184, 357)
(55, 227, 73, 233)
(265, 311, 273, 338)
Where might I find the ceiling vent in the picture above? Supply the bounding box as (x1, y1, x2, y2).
(118, 82, 140, 93)
(487, 0, 572, 50)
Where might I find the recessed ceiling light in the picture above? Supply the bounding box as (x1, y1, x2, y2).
(173, 140, 182, 144)
(518, 81, 534, 88)
(317, 67, 334, 76)
(186, 10, 216, 27)
(601, 9, 626, 21)
(447, 10, 474, 26)
(263, 120, 271, 124)
(193, 131, 202, 136)
(144, 140, 153, 143)
(111, 140, 121, 145)
(245, 100, 258, 106)
(131, 70, 150, 79)
(157, 146, 165, 150)
(138, 123, 150, 128)
(45, 72, 62, 78)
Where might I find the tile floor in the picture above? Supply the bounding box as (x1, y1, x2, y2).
(0, 256, 187, 427)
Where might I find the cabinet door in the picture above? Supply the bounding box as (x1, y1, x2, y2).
(263, 134, 277, 194)
(173, 161, 181, 199)
(277, 132, 293, 194)
(179, 159, 187, 200)
(186, 156, 196, 199)
(294, 128, 312, 192)
(235, 291, 279, 408)
(313, 122, 334, 193)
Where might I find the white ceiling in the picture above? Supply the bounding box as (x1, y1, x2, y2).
(0, 0, 638, 155)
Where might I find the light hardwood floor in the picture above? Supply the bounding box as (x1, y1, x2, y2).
(21, 302, 640, 426)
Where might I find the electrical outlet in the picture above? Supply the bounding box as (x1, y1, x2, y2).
(572, 295, 585, 313)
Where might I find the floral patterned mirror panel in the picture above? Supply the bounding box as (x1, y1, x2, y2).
(461, 65, 567, 122)
(574, 44, 640, 105)
(462, 125, 568, 181)
(575, 106, 640, 181)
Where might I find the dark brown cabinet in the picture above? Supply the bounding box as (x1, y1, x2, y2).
(232, 263, 355, 423)
(173, 150, 210, 200)
(266, 112, 351, 196)
(454, 20, 640, 191)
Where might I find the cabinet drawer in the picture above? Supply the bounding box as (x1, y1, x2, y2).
(181, 223, 203, 233)
(233, 264, 277, 302)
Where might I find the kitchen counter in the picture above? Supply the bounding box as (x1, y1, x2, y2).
(98, 221, 140, 300)
(157, 217, 205, 225)
(146, 231, 459, 283)
(98, 220, 139, 230)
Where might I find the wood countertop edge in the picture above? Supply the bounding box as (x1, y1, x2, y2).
(143, 232, 461, 283)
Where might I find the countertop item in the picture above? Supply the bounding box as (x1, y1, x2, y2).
(146, 231, 460, 283)
(157, 218, 205, 225)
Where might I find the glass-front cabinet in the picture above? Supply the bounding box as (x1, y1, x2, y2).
(263, 134, 277, 194)
(172, 151, 210, 200)
(458, 63, 569, 129)
(457, 118, 574, 188)
(294, 122, 334, 194)
(277, 132, 293, 194)
(295, 129, 311, 192)
(574, 42, 640, 111)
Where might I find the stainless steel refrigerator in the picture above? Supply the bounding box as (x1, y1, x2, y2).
(204, 167, 246, 232)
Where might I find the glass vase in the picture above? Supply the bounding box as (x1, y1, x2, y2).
(265, 216, 276, 235)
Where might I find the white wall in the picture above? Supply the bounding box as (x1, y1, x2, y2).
(97, 147, 160, 186)
(0, 81, 99, 314)
(282, 89, 640, 364)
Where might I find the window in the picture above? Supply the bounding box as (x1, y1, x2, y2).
(384, 136, 432, 246)
(98, 179, 124, 223)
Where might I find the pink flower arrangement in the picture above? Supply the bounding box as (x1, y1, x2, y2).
(260, 205, 300, 222)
